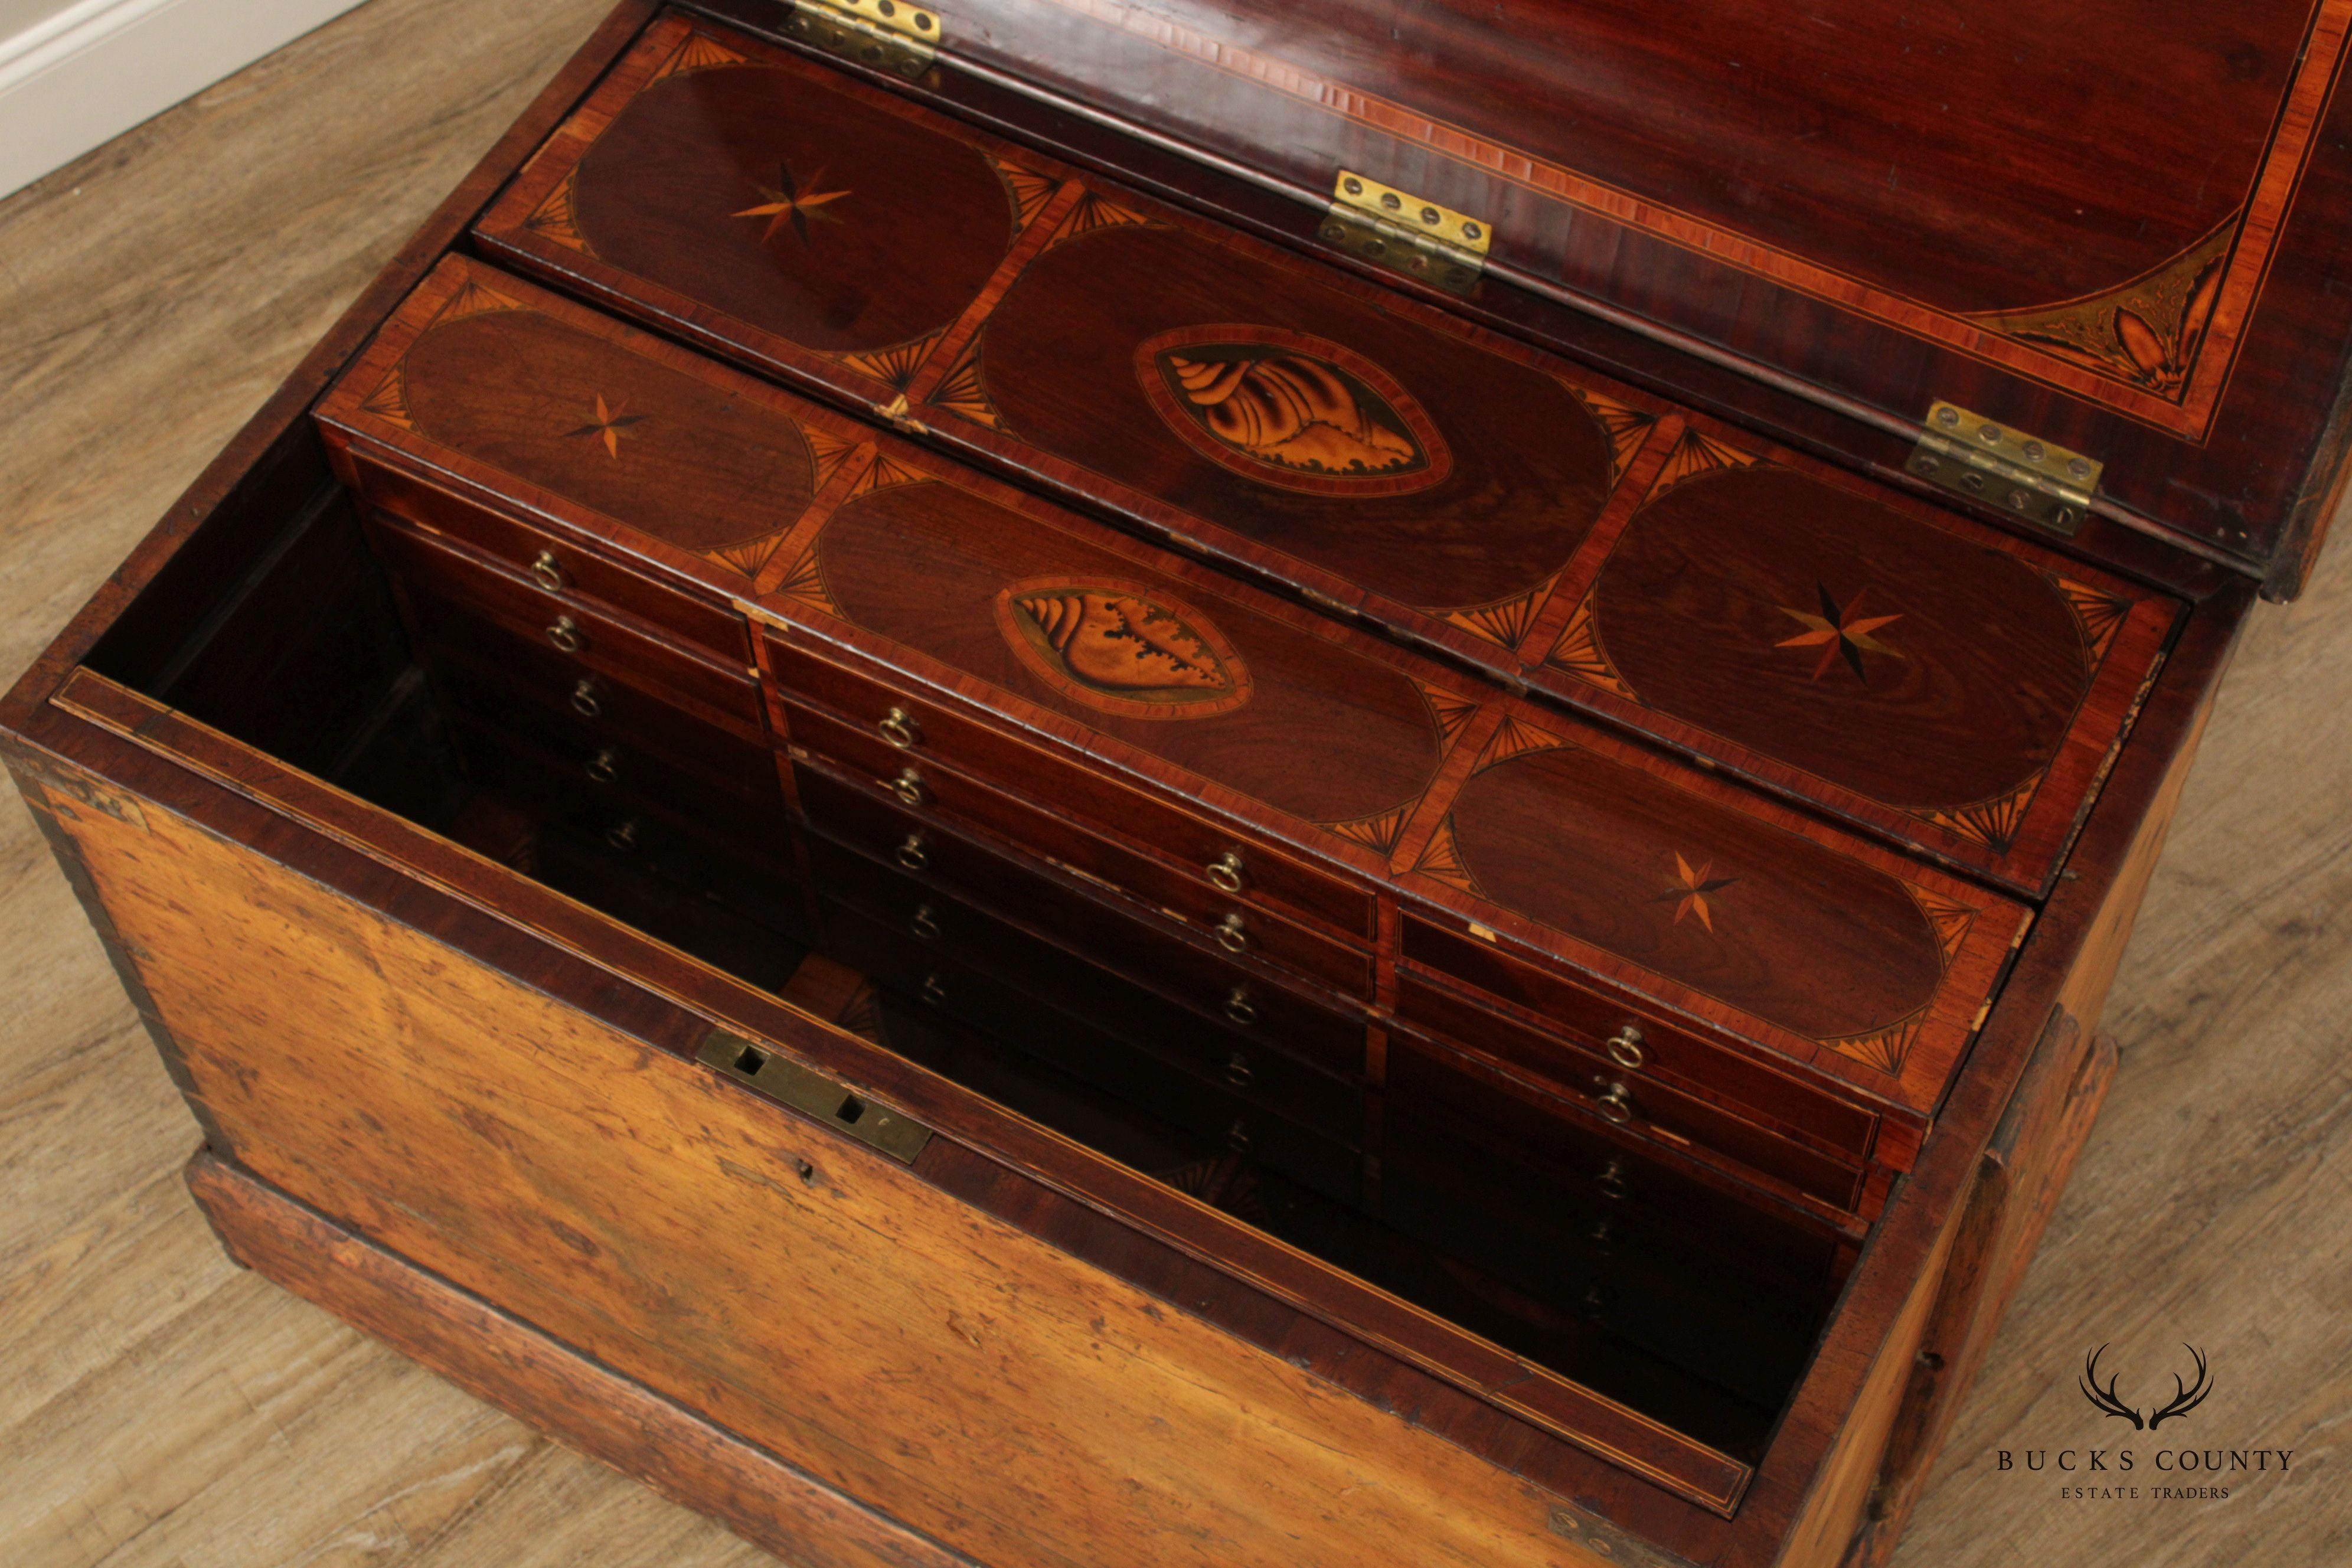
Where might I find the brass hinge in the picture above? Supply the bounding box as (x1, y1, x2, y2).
(1907, 401, 2102, 536)
(783, 0, 941, 79)
(700, 1027, 932, 1163)
(1319, 171, 1491, 298)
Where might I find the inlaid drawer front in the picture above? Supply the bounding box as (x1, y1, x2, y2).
(796, 757, 1371, 998)
(426, 631, 780, 807)
(1395, 962, 1879, 1166)
(348, 451, 750, 662)
(806, 831, 1369, 1082)
(770, 638, 1376, 938)
(368, 511, 764, 731)
(821, 901, 1366, 1175)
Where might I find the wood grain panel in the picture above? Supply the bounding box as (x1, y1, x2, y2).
(472, 17, 2185, 890)
(44, 772, 1649, 1563)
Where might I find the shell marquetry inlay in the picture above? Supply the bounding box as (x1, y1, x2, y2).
(1135, 326, 1451, 496)
(994, 577, 1253, 718)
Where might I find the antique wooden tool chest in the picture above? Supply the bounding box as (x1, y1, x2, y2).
(7, 2, 2346, 1564)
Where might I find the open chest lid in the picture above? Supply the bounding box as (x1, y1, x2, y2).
(832, 0, 2352, 596)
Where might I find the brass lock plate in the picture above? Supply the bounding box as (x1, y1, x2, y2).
(700, 1027, 932, 1163)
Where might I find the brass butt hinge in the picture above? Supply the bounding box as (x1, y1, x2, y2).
(1907, 401, 2103, 537)
(700, 1027, 932, 1163)
(784, 0, 941, 79)
(1319, 171, 1491, 298)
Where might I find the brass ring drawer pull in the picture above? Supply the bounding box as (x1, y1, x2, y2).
(1606, 1024, 1647, 1072)
(1596, 1082, 1635, 1126)
(1223, 987, 1258, 1027)
(894, 833, 929, 872)
(1225, 1119, 1253, 1152)
(1214, 913, 1250, 953)
(1595, 1158, 1630, 1200)
(1207, 851, 1246, 893)
(1224, 1051, 1255, 1089)
(920, 972, 949, 1008)
(604, 818, 640, 852)
(585, 747, 620, 786)
(910, 903, 942, 941)
(531, 550, 565, 592)
(547, 615, 583, 654)
(570, 678, 602, 720)
(884, 767, 927, 807)
(879, 706, 922, 749)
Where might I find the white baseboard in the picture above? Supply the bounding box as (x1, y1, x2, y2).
(0, 0, 368, 200)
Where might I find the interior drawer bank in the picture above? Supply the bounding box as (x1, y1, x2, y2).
(472, 10, 2181, 900)
(316, 256, 2026, 1192)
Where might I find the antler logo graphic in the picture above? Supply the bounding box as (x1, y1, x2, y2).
(2078, 1343, 2214, 1430)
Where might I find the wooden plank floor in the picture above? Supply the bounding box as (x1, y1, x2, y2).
(0, 4, 2345, 1564)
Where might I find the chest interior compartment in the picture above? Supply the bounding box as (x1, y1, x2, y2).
(57, 1, 2216, 1529)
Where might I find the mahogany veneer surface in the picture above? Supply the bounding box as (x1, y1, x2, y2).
(475, 14, 2181, 895)
(916, 0, 2352, 586)
(319, 254, 2031, 1132)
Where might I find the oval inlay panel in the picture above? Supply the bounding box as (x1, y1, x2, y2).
(399, 308, 816, 553)
(985, 226, 1612, 612)
(1594, 465, 2089, 814)
(1449, 746, 1948, 1043)
(572, 67, 1014, 354)
(994, 577, 1253, 719)
(1134, 326, 1450, 496)
(815, 481, 1442, 827)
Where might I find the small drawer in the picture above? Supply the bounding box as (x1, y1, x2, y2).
(350, 450, 750, 662)
(822, 901, 1363, 1143)
(795, 758, 1371, 999)
(805, 802, 1372, 1056)
(1400, 917, 1883, 1167)
(822, 902, 1363, 1194)
(371, 511, 763, 731)
(1387, 1015, 1868, 1213)
(1388, 1033, 1867, 1216)
(807, 832, 1370, 1083)
(1373, 1113, 1837, 1410)
(455, 712, 791, 861)
(767, 633, 1374, 938)
(783, 695, 1372, 949)
(427, 639, 781, 808)
(1380, 1105, 1842, 1309)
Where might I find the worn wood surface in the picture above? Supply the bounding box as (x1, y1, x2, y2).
(0, 4, 2346, 1567)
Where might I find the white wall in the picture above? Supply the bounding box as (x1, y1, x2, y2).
(0, 0, 370, 200)
(0, 1, 82, 38)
